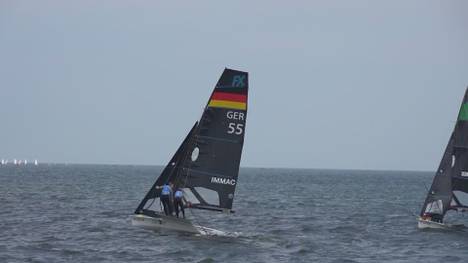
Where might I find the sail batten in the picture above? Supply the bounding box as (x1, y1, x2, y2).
(185, 168, 235, 179)
(196, 135, 241, 144)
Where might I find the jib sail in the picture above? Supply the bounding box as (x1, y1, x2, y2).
(134, 122, 198, 214)
(420, 87, 468, 218)
(134, 68, 248, 215)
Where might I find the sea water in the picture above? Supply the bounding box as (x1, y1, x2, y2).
(1, 165, 467, 262)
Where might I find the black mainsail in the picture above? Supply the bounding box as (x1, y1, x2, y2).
(420, 88, 468, 223)
(135, 68, 248, 217)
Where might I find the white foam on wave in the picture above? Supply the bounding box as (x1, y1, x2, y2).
(195, 225, 241, 238)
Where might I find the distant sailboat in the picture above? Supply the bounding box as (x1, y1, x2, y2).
(24, 160, 28, 165)
(1, 159, 4, 165)
(13, 159, 17, 165)
(34, 159, 38, 166)
(418, 87, 468, 229)
(132, 68, 248, 234)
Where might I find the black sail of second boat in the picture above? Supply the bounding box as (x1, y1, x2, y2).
(420, 87, 468, 222)
(135, 68, 248, 215)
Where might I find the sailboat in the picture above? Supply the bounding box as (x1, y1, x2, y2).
(418, 88, 468, 229)
(34, 159, 38, 166)
(132, 68, 249, 234)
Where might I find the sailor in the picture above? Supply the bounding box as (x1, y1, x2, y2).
(173, 188, 185, 218)
(159, 182, 173, 216)
(423, 212, 443, 223)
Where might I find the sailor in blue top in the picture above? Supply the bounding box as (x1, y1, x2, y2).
(159, 182, 173, 216)
(173, 188, 185, 218)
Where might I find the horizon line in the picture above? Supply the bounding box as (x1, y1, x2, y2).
(1, 161, 434, 173)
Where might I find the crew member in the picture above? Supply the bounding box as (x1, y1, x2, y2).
(173, 187, 185, 218)
(159, 182, 173, 216)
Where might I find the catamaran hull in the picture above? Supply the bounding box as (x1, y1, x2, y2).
(131, 214, 200, 234)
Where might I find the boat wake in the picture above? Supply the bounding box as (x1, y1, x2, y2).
(195, 226, 241, 238)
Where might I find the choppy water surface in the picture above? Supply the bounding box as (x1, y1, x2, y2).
(1, 165, 467, 262)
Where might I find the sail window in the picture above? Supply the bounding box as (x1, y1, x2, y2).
(453, 191, 468, 205)
(450, 198, 458, 207)
(424, 200, 443, 214)
(182, 188, 200, 204)
(194, 187, 220, 206)
(191, 147, 200, 162)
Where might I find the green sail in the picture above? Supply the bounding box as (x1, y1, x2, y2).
(458, 103, 468, 121)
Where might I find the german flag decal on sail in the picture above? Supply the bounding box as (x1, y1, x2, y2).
(208, 92, 247, 110)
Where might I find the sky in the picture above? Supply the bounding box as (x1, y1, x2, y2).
(1, 0, 467, 171)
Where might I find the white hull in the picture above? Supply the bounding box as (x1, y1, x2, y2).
(131, 213, 238, 236)
(417, 217, 464, 229)
(417, 217, 448, 229)
(132, 214, 200, 234)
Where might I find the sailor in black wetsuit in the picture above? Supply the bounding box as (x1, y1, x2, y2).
(173, 188, 185, 218)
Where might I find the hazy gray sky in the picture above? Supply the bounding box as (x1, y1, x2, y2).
(1, 1, 467, 170)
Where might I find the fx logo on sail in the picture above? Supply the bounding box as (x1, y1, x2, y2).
(232, 75, 246, 87)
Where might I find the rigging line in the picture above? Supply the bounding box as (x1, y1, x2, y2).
(419, 183, 431, 212)
(177, 125, 197, 187)
(177, 127, 200, 220)
(180, 147, 194, 189)
(181, 142, 194, 188)
(181, 125, 200, 190)
(162, 124, 197, 186)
